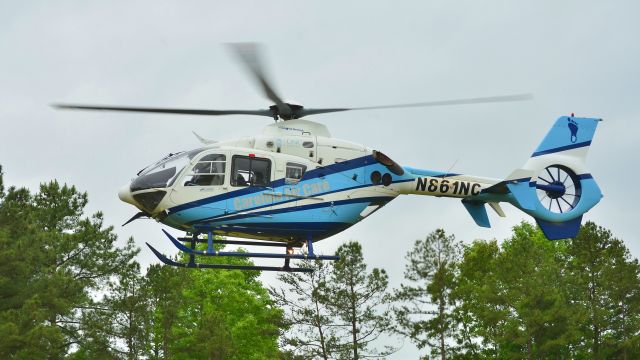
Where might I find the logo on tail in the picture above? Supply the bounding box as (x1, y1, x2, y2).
(568, 118, 578, 143)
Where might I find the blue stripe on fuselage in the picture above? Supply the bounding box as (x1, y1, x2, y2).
(168, 155, 375, 213)
(191, 196, 392, 224)
(194, 197, 392, 240)
(162, 155, 422, 233)
(403, 166, 455, 178)
(211, 222, 355, 239)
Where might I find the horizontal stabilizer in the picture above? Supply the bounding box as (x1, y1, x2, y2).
(536, 215, 583, 240)
(462, 200, 490, 228)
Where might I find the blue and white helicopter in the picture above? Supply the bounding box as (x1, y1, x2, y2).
(55, 44, 603, 272)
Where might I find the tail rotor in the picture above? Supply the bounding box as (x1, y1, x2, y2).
(535, 165, 582, 214)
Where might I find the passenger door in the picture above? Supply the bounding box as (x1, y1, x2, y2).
(226, 155, 275, 215)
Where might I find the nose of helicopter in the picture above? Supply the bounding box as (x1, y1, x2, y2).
(118, 184, 136, 206)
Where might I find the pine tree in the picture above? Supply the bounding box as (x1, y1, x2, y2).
(145, 263, 189, 360)
(498, 223, 578, 358)
(0, 168, 290, 359)
(566, 222, 640, 359)
(270, 259, 340, 360)
(102, 262, 150, 359)
(325, 241, 396, 360)
(606, 247, 640, 360)
(393, 229, 465, 360)
(0, 179, 139, 358)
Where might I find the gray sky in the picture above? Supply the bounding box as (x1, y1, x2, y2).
(1, 1, 639, 358)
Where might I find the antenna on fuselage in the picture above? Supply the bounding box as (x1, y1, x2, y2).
(443, 158, 459, 179)
(192, 131, 218, 145)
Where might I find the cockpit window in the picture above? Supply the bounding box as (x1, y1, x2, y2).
(183, 154, 226, 186)
(138, 150, 199, 177)
(131, 150, 199, 192)
(231, 155, 271, 187)
(285, 162, 307, 184)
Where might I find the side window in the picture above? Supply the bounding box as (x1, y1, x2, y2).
(285, 162, 307, 184)
(183, 154, 226, 186)
(231, 156, 271, 187)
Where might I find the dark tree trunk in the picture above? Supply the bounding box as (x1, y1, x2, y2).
(314, 299, 329, 360)
(350, 280, 358, 360)
(439, 297, 446, 360)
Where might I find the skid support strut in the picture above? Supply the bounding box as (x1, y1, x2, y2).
(146, 229, 339, 272)
(188, 233, 196, 267)
(306, 233, 315, 257)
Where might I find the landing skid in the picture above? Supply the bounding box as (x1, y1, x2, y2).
(147, 229, 339, 272)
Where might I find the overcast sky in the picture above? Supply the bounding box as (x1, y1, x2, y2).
(1, 1, 639, 358)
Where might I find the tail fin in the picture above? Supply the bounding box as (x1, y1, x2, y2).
(524, 116, 601, 172)
(486, 116, 603, 240)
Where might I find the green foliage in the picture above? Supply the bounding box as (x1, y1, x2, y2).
(463, 222, 578, 359)
(0, 169, 286, 359)
(393, 229, 465, 360)
(401, 221, 640, 360)
(274, 242, 397, 360)
(3, 164, 639, 359)
(144, 241, 284, 360)
(565, 222, 640, 359)
(271, 259, 340, 360)
(457, 224, 574, 358)
(325, 241, 396, 360)
(0, 180, 138, 359)
(95, 262, 150, 359)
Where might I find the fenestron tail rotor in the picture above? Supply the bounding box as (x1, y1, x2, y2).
(535, 165, 582, 214)
(52, 43, 533, 121)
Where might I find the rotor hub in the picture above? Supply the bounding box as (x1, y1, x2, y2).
(269, 103, 304, 120)
(543, 181, 566, 199)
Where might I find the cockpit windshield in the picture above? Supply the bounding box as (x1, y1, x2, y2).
(131, 149, 201, 192)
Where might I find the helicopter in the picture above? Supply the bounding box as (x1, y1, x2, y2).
(54, 44, 603, 272)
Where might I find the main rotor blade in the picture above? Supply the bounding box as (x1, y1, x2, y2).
(52, 104, 274, 117)
(299, 93, 533, 117)
(227, 43, 292, 118)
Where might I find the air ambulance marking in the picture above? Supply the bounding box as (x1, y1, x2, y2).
(415, 177, 481, 196)
(233, 180, 331, 211)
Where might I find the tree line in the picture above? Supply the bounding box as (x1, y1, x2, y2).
(392, 222, 640, 359)
(274, 222, 640, 360)
(1, 167, 639, 359)
(0, 167, 282, 359)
